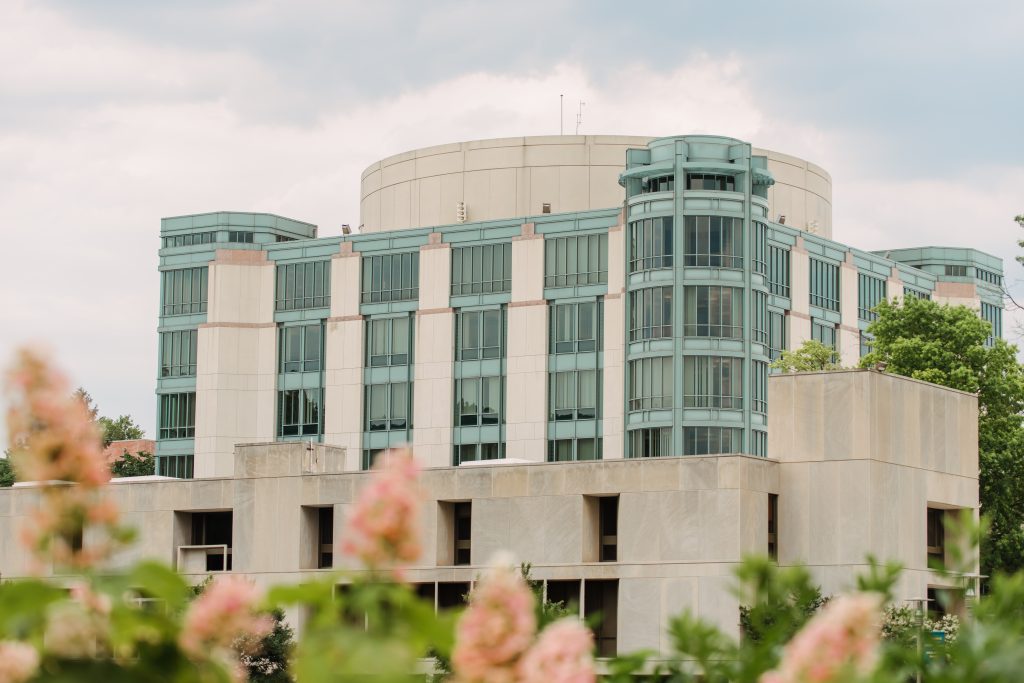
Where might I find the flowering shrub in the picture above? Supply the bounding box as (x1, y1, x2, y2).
(3, 348, 1024, 683)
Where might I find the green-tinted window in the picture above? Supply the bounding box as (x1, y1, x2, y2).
(629, 217, 674, 272)
(752, 222, 768, 275)
(227, 231, 254, 243)
(981, 302, 1002, 346)
(458, 309, 504, 360)
(361, 252, 419, 303)
(752, 290, 768, 345)
(162, 267, 208, 316)
(683, 216, 743, 269)
(160, 329, 198, 377)
(767, 245, 790, 297)
(642, 175, 675, 193)
(547, 438, 602, 462)
(628, 427, 671, 458)
(768, 310, 786, 361)
(809, 258, 840, 311)
(686, 173, 736, 191)
(544, 233, 608, 287)
(453, 443, 503, 465)
(858, 274, 887, 322)
(451, 244, 512, 295)
(456, 377, 502, 426)
(158, 454, 194, 478)
(684, 286, 743, 338)
(550, 370, 599, 421)
(903, 286, 931, 300)
(163, 232, 216, 248)
(860, 332, 874, 358)
(365, 382, 410, 431)
(280, 324, 322, 373)
(976, 268, 1002, 286)
(944, 265, 968, 277)
(811, 319, 838, 360)
(159, 393, 195, 439)
(751, 430, 768, 457)
(276, 261, 330, 311)
(683, 426, 741, 455)
(278, 389, 322, 437)
(366, 315, 412, 366)
(628, 356, 672, 411)
(550, 301, 601, 353)
(683, 356, 742, 409)
(752, 361, 768, 414)
(628, 287, 672, 342)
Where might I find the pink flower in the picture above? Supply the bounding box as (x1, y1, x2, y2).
(0, 641, 40, 683)
(4, 349, 124, 570)
(341, 448, 422, 574)
(518, 618, 596, 683)
(179, 576, 273, 659)
(760, 593, 883, 683)
(452, 558, 537, 683)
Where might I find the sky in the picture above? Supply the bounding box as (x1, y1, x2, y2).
(1, 0, 1022, 440)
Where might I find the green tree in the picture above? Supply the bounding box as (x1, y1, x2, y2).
(98, 414, 145, 446)
(769, 339, 840, 373)
(1015, 214, 1024, 267)
(860, 296, 1024, 576)
(110, 451, 155, 478)
(0, 456, 14, 487)
(73, 387, 99, 420)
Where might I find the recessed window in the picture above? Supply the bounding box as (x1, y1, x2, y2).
(367, 315, 412, 367)
(809, 259, 840, 311)
(584, 579, 618, 657)
(280, 323, 322, 373)
(275, 261, 330, 311)
(456, 377, 501, 426)
(629, 287, 672, 342)
(550, 301, 601, 353)
(682, 427, 741, 455)
(858, 274, 887, 322)
(160, 329, 198, 378)
(365, 382, 410, 431)
(811, 319, 839, 361)
(161, 267, 208, 316)
(628, 217, 673, 272)
(683, 356, 742, 409)
(684, 286, 743, 339)
(927, 508, 945, 564)
(451, 244, 512, 295)
(454, 502, 471, 565)
(158, 454, 193, 479)
(768, 310, 786, 361)
(767, 245, 790, 297)
(159, 393, 195, 439)
(177, 511, 232, 572)
(453, 443, 503, 465)
(227, 230, 254, 244)
(277, 389, 322, 437)
(544, 233, 608, 287)
(547, 438, 602, 462)
(361, 252, 419, 303)
(684, 216, 743, 269)
(642, 175, 674, 193)
(628, 356, 672, 411)
(686, 173, 735, 192)
(628, 427, 671, 458)
(550, 370, 599, 421)
(458, 309, 504, 360)
(944, 265, 967, 277)
(768, 494, 779, 560)
(599, 496, 618, 562)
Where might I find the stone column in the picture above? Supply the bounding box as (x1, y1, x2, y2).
(787, 235, 811, 348)
(505, 223, 548, 462)
(195, 250, 277, 477)
(324, 241, 364, 471)
(413, 233, 455, 468)
(602, 220, 626, 459)
(838, 252, 860, 367)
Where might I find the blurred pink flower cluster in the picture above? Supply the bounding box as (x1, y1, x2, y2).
(761, 593, 883, 683)
(0, 641, 40, 683)
(4, 348, 124, 570)
(342, 448, 422, 575)
(180, 576, 274, 665)
(452, 559, 596, 683)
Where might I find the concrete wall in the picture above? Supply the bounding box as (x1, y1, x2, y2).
(359, 136, 833, 237)
(194, 250, 278, 477)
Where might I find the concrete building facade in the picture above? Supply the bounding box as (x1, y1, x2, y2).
(0, 371, 979, 652)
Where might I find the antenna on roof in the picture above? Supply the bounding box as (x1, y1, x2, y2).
(575, 101, 586, 135)
(560, 94, 564, 135)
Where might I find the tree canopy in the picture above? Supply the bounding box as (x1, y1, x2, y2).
(860, 295, 1024, 576)
(99, 415, 145, 446)
(769, 339, 840, 373)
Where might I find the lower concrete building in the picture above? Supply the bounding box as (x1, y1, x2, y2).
(0, 370, 980, 653)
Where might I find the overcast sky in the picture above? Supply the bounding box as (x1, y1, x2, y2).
(1, 0, 1022, 439)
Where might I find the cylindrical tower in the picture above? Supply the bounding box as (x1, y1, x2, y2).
(620, 135, 772, 457)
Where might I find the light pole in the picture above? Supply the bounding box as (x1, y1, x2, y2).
(906, 596, 930, 683)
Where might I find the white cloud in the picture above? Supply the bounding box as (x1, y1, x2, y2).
(0, 0, 1021, 446)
